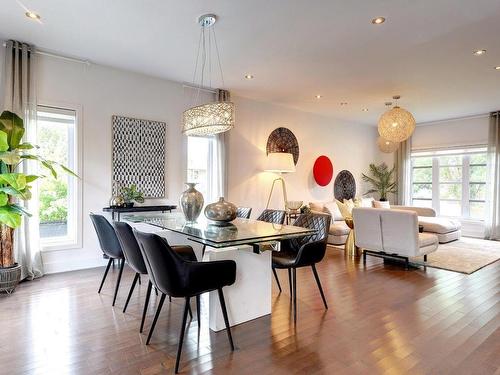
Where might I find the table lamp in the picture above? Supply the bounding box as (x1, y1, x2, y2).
(264, 152, 296, 210)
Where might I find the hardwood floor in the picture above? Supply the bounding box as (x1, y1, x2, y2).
(1, 248, 499, 374)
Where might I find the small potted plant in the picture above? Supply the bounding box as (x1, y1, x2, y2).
(361, 162, 397, 201)
(0, 111, 76, 293)
(120, 184, 144, 208)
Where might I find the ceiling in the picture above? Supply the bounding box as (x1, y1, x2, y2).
(1, 0, 500, 125)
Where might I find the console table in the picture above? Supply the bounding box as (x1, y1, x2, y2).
(102, 205, 176, 221)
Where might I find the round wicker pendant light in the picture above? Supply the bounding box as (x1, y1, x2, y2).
(377, 136, 399, 153)
(378, 96, 415, 142)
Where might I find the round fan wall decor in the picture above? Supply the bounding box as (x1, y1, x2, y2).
(334, 170, 356, 200)
(266, 127, 299, 165)
(313, 155, 333, 186)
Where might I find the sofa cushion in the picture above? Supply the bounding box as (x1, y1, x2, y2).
(418, 216, 461, 234)
(418, 232, 438, 248)
(329, 221, 350, 236)
(309, 201, 325, 213)
(324, 201, 344, 221)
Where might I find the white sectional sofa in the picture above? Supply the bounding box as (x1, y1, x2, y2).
(353, 207, 439, 269)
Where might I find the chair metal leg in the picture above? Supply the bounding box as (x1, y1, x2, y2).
(188, 302, 193, 319)
(218, 288, 235, 351)
(201, 245, 206, 258)
(112, 259, 125, 306)
(146, 293, 166, 345)
(311, 264, 328, 309)
(123, 273, 140, 313)
(138, 275, 141, 285)
(272, 267, 282, 293)
(196, 295, 201, 333)
(140, 280, 153, 333)
(98, 258, 113, 293)
(288, 268, 292, 299)
(169, 295, 171, 302)
(175, 297, 191, 374)
(424, 254, 427, 262)
(363, 251, 366, 265)
(292, 268, 297, 324)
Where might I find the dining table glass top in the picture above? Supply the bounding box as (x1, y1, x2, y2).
(124, 212, 315, 248)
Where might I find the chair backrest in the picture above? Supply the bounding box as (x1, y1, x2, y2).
(133, 230, 187, 296)
(236, 207, 252, 219)
(89, 213, 123, 259)
(257, 209, 286, 224)
(353, 208, 419, 256)
(113, 221, 147, 274)
(289, 213, 331, 249)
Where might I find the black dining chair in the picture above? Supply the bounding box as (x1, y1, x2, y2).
(271, 213, 331, 323)
(113, 221, 198, 332)
(134, 230, 237, 374)
(236, 207, 252, 219)
(256, 209, 286, 224)
(90, 213, 125, 306)
(256, 209, 287, 292)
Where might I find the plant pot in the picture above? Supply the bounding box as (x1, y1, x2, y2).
(124, 202, 134, 208)
(0, 263, 22, 294)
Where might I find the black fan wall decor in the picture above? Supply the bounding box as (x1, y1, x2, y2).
(266, 127, 300, 165)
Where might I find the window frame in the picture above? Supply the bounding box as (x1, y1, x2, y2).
(410, 147, 487, 221)
(37, 102, 83, 252)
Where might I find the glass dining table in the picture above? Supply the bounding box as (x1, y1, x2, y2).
(124, 212, 315, 331)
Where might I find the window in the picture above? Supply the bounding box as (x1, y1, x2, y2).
(37, 106, 80, 249)
(410, 147, 487, 220)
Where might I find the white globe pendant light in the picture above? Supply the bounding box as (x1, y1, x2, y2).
(378, 96, 415, 142)
(182, 14, 235, 137)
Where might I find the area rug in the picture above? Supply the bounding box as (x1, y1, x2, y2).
(411, 237, 500, 274)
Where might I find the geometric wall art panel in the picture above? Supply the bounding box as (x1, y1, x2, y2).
(112, 115, 166, 198)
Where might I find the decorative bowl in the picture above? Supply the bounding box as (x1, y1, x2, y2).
(286, 200, 303, 211)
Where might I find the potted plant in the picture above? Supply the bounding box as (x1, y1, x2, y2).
(0, 110, 76, 294)
(361, 162, 397, 201)
(120, 184, 144, 208)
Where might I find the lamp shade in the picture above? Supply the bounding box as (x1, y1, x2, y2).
(378, 106, 415, 142)
(377, 136, 399, 153)
(182, 101, 235, 136)
(265, 152, 296, 173)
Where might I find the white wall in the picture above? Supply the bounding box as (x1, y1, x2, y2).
(227, 96, 385, 217)
(412, 116, 489, 150)
(35, 55, 212, 273)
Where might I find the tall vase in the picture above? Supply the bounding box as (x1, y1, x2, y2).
(179, 183, 204, 222)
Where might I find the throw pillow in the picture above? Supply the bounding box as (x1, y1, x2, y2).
(309, 202, 325, 213)
(360, 197, 375, 207)
(373, 200, 391, 209)
(324, 201, 344, 221)
(336, 199, 353, 219)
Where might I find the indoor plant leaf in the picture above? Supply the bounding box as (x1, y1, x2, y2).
(0, 130, 8, 152)
(0, 205, 22, 228)
(0, 150, 21, 165)
(0, 192, 8, 206)
(0, 173, 27, 191)
(0, 110, 25, 149)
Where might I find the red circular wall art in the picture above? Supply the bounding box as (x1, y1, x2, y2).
(313, 155, 333, 186)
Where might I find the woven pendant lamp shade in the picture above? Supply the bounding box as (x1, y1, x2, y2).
(182, 101, 235, 136)
(377, 136, 399, 153)
(378, 106, 416, 142)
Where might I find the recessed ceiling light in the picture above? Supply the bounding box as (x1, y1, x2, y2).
(362, 108, 369, 112)
(315, 95, 322, 99)
(340, 102, 348, 106)
(372, 17, 385, 25)
(244, 74, 254, 79)
(25, 11, 40, 20)
(495, 66, 500, 70)
(473, 49, 486, 56)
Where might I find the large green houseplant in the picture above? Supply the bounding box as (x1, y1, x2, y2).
(0, 110, 75, 291)
(362, 162, 397, 201)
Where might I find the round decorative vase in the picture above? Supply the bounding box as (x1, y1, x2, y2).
(109, 195, 125, 208)
(180, 183, 204, 222)
(0, 263, 22, 294)
(204, 197, 237, 225)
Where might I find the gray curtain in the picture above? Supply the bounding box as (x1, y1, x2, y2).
(485, 111, 500, 240)
(394, 137, 412, 205)
(3, 40, 43, 279)
(213, 89, 229, 199)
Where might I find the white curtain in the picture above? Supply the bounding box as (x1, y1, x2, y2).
(3, 40, 43, 279)
(395, 137, 412, 205)
(485, 111, 500, 240)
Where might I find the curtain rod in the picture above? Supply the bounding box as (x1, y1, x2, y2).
(2, 42, 91, 65)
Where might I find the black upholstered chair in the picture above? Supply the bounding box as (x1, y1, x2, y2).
(134, 230, 237, 374)
(256, 209, 286, 224)
(113, 221, 198, 332)
(89, 213, 125, 306)
(236, 207, 252, 219)
(272, 213, 331, 323)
